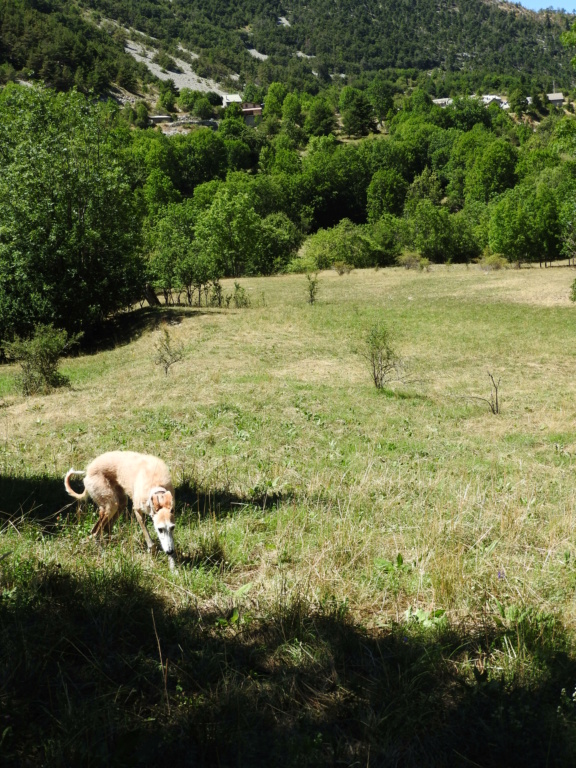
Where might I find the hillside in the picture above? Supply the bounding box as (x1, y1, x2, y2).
(1, 0, 575, 93)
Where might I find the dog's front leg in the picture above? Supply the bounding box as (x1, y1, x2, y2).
(134, 509, 156, 552)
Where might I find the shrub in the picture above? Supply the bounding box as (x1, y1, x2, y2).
(397, 252, 430, 271)
(306, 273, 320, 304)
(332, 261, 354, 275)
(569, 278, 576, 303)
(476, 252, 509, 271)
(153, 327, 185, 376)
(3, 325, 81, 395)
(231, 282, 251, 308)
(363, 322, 401, 389)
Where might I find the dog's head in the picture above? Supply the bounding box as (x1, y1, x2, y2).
(148, 489, 175, 555)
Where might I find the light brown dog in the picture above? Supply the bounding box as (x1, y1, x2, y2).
(64, 451, 176, 560)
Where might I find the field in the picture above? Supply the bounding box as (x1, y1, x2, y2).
(2, 264, 576, 766)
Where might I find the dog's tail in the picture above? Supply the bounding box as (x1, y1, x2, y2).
(64, 468, 88, 500)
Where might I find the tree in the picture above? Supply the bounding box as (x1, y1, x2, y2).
(339, 87, 376, 137)
(304, 97, 336, 137)
(0, 84, 144, 339)
(171, 129, 228, 196)
(465, 139, 518, 203)
(259, 213, 303, 273)
(264, 82, 289, 118)
(367, 169, 408, 220)
(193, 97, 214, 119)
(488, 183, 561, 266)
(194, 189, 264, 276)
(368, 76, 395, 125)
(282, 93, 302, 124)
(149, 202, 220, 305)
(407, 199, 453, 262)
(404, 167, 443, 215)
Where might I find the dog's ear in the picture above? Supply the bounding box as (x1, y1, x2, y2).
(151, 491, 173, 511)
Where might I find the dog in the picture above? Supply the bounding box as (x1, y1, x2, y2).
(64, 451, 176, 562)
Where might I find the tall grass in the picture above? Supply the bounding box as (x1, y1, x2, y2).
(2, 265, 576, 765)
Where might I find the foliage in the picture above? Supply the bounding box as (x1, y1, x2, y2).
(0, 84, 144, 339)
(297, 219, 382, 272)
(367, 168, 408, 220)
(2, 324, 81, 395)
(304, 97, 336, 137)
(488, 183, 561, 266)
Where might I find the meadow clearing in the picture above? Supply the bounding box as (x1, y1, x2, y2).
(2, 264, 576, 766)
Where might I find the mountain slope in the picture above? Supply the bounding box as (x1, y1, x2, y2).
(1, 0, 575, 92)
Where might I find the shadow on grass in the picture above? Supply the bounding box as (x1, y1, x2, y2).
(1, 557, 575, 768)
(0, 474, 71, 527)
(178, 479, 285, 520)
(79, 306, 208, 353)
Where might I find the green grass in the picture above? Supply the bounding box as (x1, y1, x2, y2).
(2, 265, 576, 766)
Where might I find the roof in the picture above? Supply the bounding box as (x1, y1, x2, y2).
(546, 93, 564, 101)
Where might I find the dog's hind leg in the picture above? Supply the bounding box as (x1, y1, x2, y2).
(85, 475, 121, 540)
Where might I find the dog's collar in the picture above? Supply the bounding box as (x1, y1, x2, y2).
(147, 486, 169, 513)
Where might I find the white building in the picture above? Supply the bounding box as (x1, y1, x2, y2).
(432, 97, 453, 108)
(223, 94, 243, 108)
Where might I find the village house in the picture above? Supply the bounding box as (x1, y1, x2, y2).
(149, 115, 172, 124)
(241, 102, 263, 126)
(547, 92, 564, 107)
(222, 93, 243, 109)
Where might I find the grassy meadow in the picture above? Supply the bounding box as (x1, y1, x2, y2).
(2, 264, 576, 766)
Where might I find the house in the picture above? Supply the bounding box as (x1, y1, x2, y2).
(432, 97, 453, 108)
(481, 94, 502, 106)
(547, 92, 564, 107)
(223, 94, 243, 109)
(149, 115, 172, 124)
(241, 102, 263, 126)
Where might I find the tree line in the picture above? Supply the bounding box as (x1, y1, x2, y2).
(1, 76, 576, 343)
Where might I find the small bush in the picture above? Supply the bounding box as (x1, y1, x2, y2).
(363, 322, 401, 389)
(476, 252, 509, 271)
(306, 273, 320, 304)
(570, 278, 576, 303)
(230, 282, 251, 309)
(2, 325, 81, 395)
(153, 327, 185, 376)
(332, 261, 354, 275)
(397, 252, 430, 271)
(209, 280, 224, 308)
